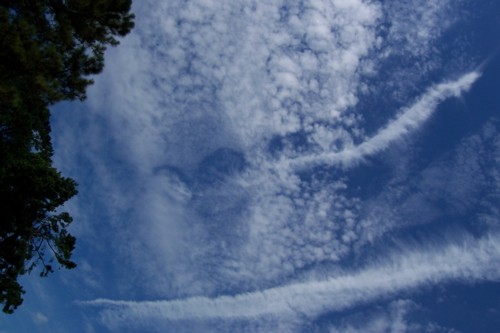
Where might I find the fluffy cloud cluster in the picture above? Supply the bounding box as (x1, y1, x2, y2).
(48, 0, 500, 331)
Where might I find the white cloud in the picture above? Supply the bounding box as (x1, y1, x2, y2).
(354, 118, 500, 248)
(53, 0, 384, 296)
(32, 312, 49, 325)
(287, 71, 481, 170)
(384, 0, 454, 57)
(46, 0, 494, 331)
(327, 300, 460, 333)
(328, 300, 415, 333)
(84, 232, 500, 328)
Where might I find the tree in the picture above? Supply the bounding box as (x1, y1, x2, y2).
(0, 0, 134, 313)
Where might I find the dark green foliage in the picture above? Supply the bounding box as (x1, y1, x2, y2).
(0, 0, 135, 104)
(0, 0, 134, 314)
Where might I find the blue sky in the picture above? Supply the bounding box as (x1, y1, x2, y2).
(3, 0, 500, 332)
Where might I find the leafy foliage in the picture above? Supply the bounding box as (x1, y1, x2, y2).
(0, 0, 134, 313)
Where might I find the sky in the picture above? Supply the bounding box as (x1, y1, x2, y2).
(3, 0, 500, 332)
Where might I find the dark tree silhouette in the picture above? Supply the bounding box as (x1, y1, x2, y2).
(0, 0, 134, 313)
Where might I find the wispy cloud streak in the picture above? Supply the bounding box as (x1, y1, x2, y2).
(84, 233, 500, 322)
(286, 71, 481, 170)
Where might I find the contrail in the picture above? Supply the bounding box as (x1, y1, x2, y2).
(84, 233, 500, 321)
(286, 71, 481, 170)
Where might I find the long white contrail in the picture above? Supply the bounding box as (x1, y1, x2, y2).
(84, 233, 500, 322)
(287, 71, 481, 170)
